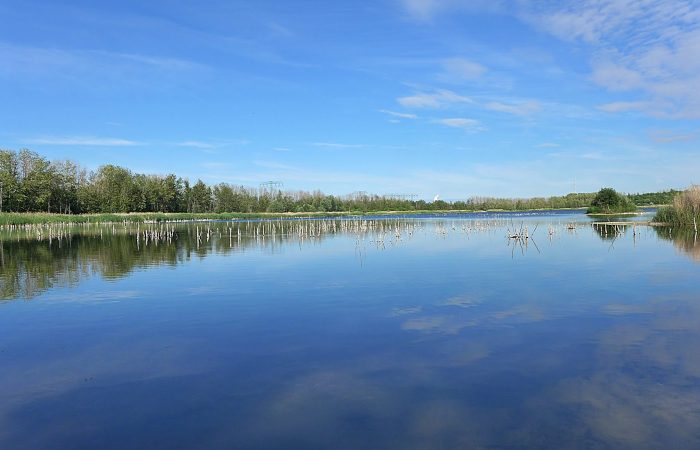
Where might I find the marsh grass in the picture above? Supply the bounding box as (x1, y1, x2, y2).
(0, 208, 589, 226)
(654, 186, 700, 230)
(0, 211, 366, 225)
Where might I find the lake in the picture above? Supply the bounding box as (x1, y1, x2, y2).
(1, 210, 700, 449)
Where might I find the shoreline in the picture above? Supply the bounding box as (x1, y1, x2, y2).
(0, 208, 583, 225)
(0, 206, 664, 226)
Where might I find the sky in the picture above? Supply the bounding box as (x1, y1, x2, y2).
(1, 0, 699, 200)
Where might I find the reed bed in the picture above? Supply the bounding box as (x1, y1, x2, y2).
(654, 185, 700, 232)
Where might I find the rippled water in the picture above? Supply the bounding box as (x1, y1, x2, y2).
(1, 210, 699, 449)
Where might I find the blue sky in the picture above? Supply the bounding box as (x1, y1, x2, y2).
(1, 0, 698, 199)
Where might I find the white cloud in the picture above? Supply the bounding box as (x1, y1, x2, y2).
(397, 89, 472, 108)
(379, 109, 418, 119)
(648, 130, 697, 143)
(0, 42, 206, 79)
(406, 1, 700, 118)
(590, 61, 646, 92)
(401, 0, 443, 19)
(485, 100, 541, 116)
(434, 118, 484, 132)
(597, 101, 650, 113)
(177, 141, 216, 149)
(400, 0, 503, 20)
(440, 57, 487, 82)
(26, 136, 140, 146)
(311, 142, 365, 149)
(521, 0, 700, 118)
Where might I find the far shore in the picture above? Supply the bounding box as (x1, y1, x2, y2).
(0, 206, 666, 226)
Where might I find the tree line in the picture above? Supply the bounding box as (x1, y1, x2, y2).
(0, 148, 679, 214)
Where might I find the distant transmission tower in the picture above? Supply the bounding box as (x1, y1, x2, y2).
(259, 181, 284, 198)
(386, 193, 418, 201)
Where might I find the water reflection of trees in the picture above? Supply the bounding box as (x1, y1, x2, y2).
(592, 223, 628, 241)
(0, 220, 414, 300)
(654, 227, 700, 261)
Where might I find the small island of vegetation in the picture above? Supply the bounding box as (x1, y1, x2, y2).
(586, 188, 637, 214)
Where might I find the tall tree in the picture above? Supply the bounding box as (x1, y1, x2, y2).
(93, 165, 137, 212)
(0, 150, 21, 212)
(17, 150, 54, 212)
(190, 180, 212, 213)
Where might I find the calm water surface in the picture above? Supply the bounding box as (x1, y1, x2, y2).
(2, 210, 700, 449)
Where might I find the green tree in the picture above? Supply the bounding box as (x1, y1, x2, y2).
(0, 150, 21, 212)
(190, 180, 212, 213)
(93, 165, 137, 212)
(49, 160, 80, 213)
(17, 149, 54, 212)
(588, 187, 636, 214)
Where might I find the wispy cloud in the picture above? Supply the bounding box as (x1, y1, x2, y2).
(439, 57, 487, 82)
(580, 152, 607, 160)
(590, 61, 645, 92)
(25, 136, 140, 146)
(434, 118, 484, 132)
(0, 42, 207, 87)
(547, 150, 612, 161)
(175, 141, 216, 149)
(597, 101, 650, 113)
(266, 22, 294, 38)
(253, 160, 297, 170)
(311, 142, 365, 149)
(521, 0, 700, 118)
(400, 0, 503, 20)
(485, 100, 541, 116)
(400, 1, 700, 119)
(176, 140, 216, 149)
(397, 89, 472, 108)
(649, 129, 697, 144)
(379, 109, 418, 119)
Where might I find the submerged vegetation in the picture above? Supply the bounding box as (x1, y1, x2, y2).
(654, 186, 700, 231)
(586, 188, 637, 214)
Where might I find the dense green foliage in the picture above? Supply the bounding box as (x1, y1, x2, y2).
(587, 188, 637, 214)
(0, 148, 599, 216)
(628, 190, 680, 206)
(654, 186, 700, 229)
(0, 148, 674, 221)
